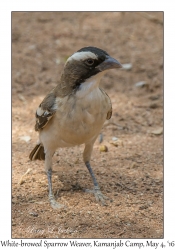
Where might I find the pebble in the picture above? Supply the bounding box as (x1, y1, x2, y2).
(28, 45, 36, 50)
(131, 163, 137, 168)
(99, 145, 108, 152)
(29, 211, 38, 217)
(112, 137, 118, 141)
(74, 158, 79, 164)
(135, 81, 148, 88)
(20, 135, 31, 142)
(110, 139, 123, 147)
(151, 127, 163, 135)
(55, 58, 61, 64)
(122, 63, 132, 71)
(18, 94, 26, 102)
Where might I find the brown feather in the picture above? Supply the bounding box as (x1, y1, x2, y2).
(106, 107, 112, 120)
(29, 144, 45, 161)
(99, 88, 112, 120)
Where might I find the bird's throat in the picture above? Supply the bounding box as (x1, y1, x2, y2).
(75, 72, 105, 99)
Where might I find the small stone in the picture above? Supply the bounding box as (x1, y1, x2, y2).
(122, 63, 132, 71)
(131, 163, 137, 168)
(55, 58, 61, 64)
(99, 145, 108, 152)
(110, 139, 123, 147)
(151, 127, 163, 135)
(18, 94, 26, 102)
(139, 205, 149, 210)
(29, 211, 38, 217)
(147, 200, 153, 205)
(20, 136, 31, 142)
(112, 137, 118, 141)
(135, 81, 148, 88)
(74, 158, 79, 164)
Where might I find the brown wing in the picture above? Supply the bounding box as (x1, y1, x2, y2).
(35, 92, 57, 131)
(106, 106, 112, 120)
(99, 88, 112, 120)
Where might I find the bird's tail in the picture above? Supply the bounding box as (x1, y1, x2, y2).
(29, 143, 45, 161)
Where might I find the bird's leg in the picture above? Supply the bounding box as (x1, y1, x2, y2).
(85, 162, 99, 187)
(83, 142, 108, 205)
(85, 162, 108, 205)
(45, 151, 64, 209)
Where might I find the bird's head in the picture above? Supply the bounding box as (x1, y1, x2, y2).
(60, 46, 122, 96)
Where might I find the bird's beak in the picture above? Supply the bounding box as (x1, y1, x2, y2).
(96, 55, 122, 71)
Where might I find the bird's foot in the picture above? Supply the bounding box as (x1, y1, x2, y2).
(49, 194, 64, 209)
(85, 186, 108, 206)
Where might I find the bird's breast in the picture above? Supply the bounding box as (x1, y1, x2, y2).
(40, 88, 110, 148)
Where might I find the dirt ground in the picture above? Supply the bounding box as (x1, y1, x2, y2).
(12, 12, 163, 239)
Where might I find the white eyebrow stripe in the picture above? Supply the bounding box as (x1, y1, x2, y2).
(67, 51, 98, 62)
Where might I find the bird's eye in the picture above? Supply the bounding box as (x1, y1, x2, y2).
(85, 59, 94, 66)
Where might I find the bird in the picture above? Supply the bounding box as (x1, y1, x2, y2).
(29, 46, 122, 209)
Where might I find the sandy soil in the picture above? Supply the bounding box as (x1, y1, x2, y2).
(12, 12, 163, 238)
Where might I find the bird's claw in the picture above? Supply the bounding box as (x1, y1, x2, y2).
(49, 195, 64, 209)
(85, 186, 108, 206)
